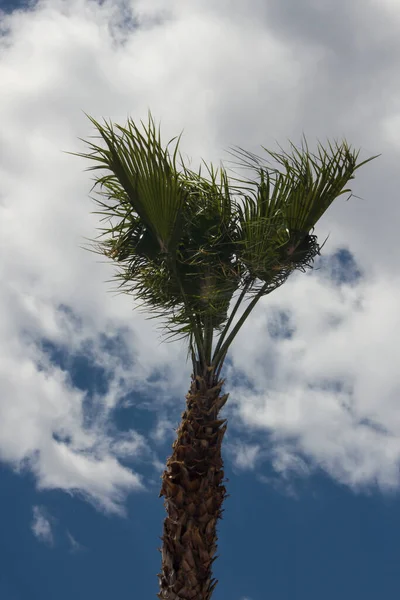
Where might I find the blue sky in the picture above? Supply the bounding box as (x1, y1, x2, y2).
(3, 404, 400, 600)
(1, 0, 400, 599)
(4, 341, 400, 600)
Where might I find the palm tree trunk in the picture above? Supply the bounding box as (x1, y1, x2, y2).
(157, 373, 229, 600)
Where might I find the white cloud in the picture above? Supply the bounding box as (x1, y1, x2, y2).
(227, 441, 261, 471)
(150, 417, 175, 444)
(31, 505, 53, 546)
(66, 530, 85, 553)
(227, 270, 400, 491)
(0, 0, 399, 513)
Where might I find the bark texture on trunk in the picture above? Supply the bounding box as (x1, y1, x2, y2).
(157, 373, 229, 600)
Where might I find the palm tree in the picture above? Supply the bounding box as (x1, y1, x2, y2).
(67, 114, 376, 600)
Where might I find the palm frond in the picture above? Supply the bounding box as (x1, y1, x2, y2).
(66, 111, 185, 256)
(227, 138, 377, 289)
(67, 116, 377, 374)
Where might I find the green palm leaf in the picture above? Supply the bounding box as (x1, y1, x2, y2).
(69, 111, 185, 256)
(67, 114, 377, 374)
(228, 138, 378, 284)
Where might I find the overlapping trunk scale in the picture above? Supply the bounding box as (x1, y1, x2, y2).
(158, 374, 229, 600)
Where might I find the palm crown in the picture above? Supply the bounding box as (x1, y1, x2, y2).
(68, 113, 376, 379)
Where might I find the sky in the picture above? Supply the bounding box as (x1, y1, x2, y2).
(0, 0, 400, 598)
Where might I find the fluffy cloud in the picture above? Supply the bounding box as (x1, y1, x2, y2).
(226, 265, 400, 491)
(0, 0, 399, 512)
(226, 441, 261, 472)
(31, 505, 54, 545)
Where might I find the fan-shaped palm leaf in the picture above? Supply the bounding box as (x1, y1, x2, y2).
(67, 114, 377, 372)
